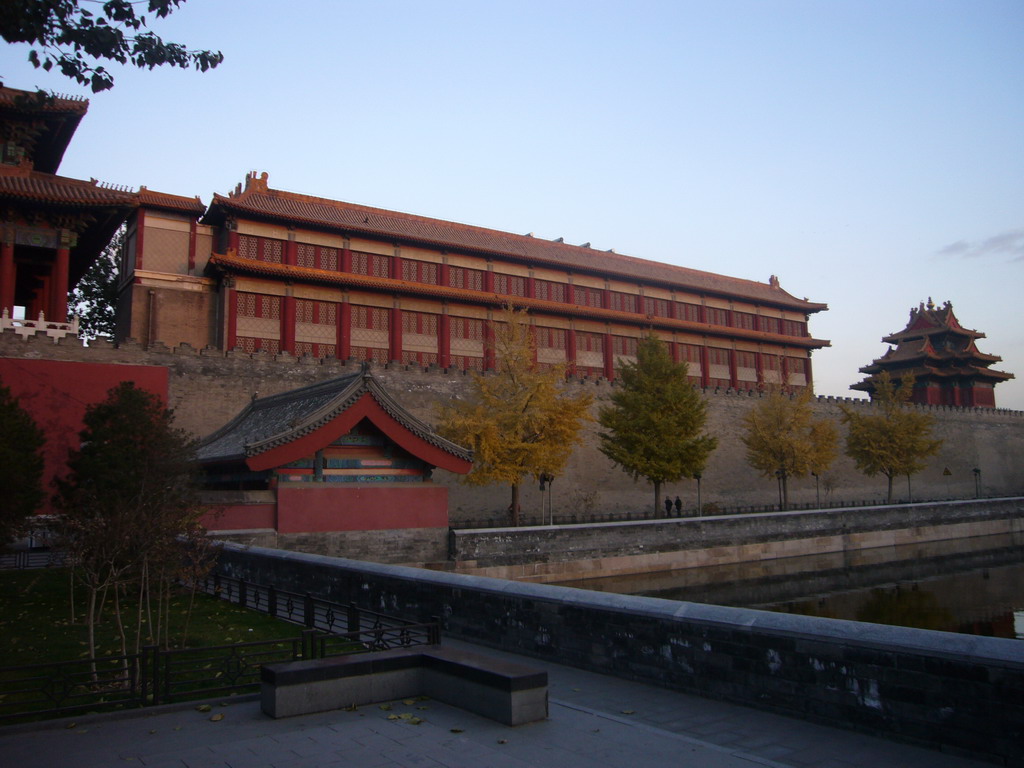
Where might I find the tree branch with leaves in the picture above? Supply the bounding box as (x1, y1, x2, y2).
(1, 0, 224, 92)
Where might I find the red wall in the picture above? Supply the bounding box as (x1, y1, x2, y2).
(202, 503, 277, 532)
(0, 357, 169, 515)
(275, 484, 449, 533)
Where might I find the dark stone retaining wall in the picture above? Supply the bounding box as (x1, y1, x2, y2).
(451, 498, 1024, 566)
(216, 542, 1024, 765)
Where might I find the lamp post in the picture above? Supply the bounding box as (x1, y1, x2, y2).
(812, 472, 820, 508)
(694, 472, 702, 517)
(539, 473, 555, 525)
(973, 467, 981, 499)
(775, 469, 784, 511)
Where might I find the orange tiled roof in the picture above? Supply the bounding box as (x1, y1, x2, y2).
(138, 186, 205, 215)
(206, 173, 827, 313)
(0, 168, 136, 207)
(0, 86, 88, 114)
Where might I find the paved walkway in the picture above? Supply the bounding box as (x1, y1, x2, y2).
(0, 640, 989, 768)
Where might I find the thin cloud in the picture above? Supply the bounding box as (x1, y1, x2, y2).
(936, 229, 1024, 262)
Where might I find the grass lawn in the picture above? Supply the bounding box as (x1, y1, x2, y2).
(0, 567, 305, 668)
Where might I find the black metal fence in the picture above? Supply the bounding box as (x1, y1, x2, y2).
(0, 550, 66, 570)
(0, 573, 439, 724)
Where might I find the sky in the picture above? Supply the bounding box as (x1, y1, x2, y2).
(2, 0, 1022, 409)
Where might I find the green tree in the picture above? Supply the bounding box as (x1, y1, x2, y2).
(598, 334, 717, 515)
(55, 381, 205, 662)
(70, 224, 121, 338)
(436, 306, 593, 526)
(841, 372, 942, 503)
(742, 385, 838, 510)
(0, 381, 46, 544)
(1, 0, 224, 92)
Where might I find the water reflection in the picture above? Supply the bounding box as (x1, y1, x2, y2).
(554, 533, 1024, 639)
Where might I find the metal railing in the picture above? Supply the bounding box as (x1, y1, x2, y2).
(193, 572, 439, 649)
(0, 573, 439, 724)
(0, 550, 66, 570)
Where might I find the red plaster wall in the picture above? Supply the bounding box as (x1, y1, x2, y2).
(0, 358, 169, 515)
(275, 484, 449, 533)
(203, 503, 277, 532)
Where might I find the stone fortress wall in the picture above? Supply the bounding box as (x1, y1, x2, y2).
(3, 328, 1022, 524)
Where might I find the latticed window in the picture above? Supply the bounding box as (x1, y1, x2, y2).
(707, 347, 731, 388)
(735, 350, 757, 390)
(535, 327, 567, 350)
(760, 316, 781, 335)
(733, 312, 756, 331)
(680, 344, 703, 385)
(448, 266, 485, 291)
(642, 297, 669, 317)
(677, 302, 701, 322)
(535, 326, 567, 370)
(296, 299, 337, 325)
(237, 234, 284, 264)
(351, 346, 389, 365)
(611, 336, 637, 357)
(236, 292, 280, 319)
(237, 336, 280, 355)
(706, 307, 729, 327)
(573, 285, 603, 308)
(575, 331, 604, 377)
(609, 292, 638, 314)
(295, 300, 337, 359)
(493, 273, 526, 297)
(402, 311, 439, 336)
(401, 259, 438, 285)
(535, 280, 566, 303)
(350, 251, 391, 278)
(352, 305, 389, 329)
(782, 319, 806, 337)
(296, 243, 339, 271)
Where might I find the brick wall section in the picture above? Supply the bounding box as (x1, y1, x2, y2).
(2, 329, 1023, 520)
(215, 543, 1024, 765)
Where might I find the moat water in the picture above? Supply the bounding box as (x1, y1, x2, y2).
(554, 533, 1024, 640)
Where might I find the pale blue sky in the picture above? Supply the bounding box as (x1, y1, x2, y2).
(2, 0, 1022, 408)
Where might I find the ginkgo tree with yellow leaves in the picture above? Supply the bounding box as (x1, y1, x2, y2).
(841, 372, 942, 503)
(436, 306, 593, 526)
(742, 384, 838, 510)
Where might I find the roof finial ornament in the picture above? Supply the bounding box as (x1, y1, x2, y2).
(768, 275, 780, 288)
(927, 296, 935, 310)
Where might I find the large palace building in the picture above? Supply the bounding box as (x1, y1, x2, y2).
(117, 170, 829, 388)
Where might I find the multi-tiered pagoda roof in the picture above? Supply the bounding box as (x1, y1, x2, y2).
(852, 299, 1013, 408)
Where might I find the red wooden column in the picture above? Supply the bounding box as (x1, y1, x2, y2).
(281, 292, 296, 355)
(700, 346, 711, 388)
(49, 243, 71, 322)
(566, 328, 577, 377)
(729, 349, 739, 390)
(0, 237, 15, 316)
(227, 225, 239, 256)
(341, 247, 352, 273)
(483, 316, 496, 371)
(804, 353, 814, 391)
(603, 332, 614, 380)
(337, 301, 351, 360)
(224, 281, 238, 350)
(438, 311, 451, 369)
(390, 305, 403, 363)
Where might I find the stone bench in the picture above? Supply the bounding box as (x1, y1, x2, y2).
(260, 645, 548, 726)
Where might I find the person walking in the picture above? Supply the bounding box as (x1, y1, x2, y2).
(674, 496, 683, 516)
